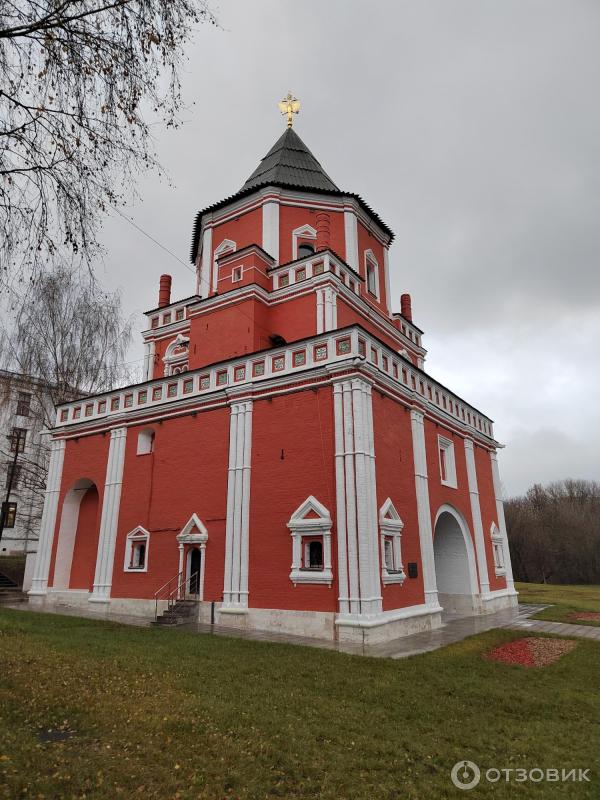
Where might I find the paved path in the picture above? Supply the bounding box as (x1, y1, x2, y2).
(508, 616, 600, 641)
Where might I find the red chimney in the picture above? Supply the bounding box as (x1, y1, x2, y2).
(315, 212, 331, 252)
(401, 293, 412, 321)
(158, 274, 172, 308)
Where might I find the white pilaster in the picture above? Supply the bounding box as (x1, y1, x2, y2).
(222, 400, 253, 609)
(383, 247, 392, 315)
(344, 209, 359, 271)
(198, 226, 213, 298)
(316, 289, 325, 334)
(262, 200, 279, 262)
(334, 377, 382, 618)
(490, 451, 515, 592)
(143, 340, 156, 382)
(90, 427, 127, 603)
(464, 438, 490, 596)
(28, 438, 66, 596)
(410, 409, 439, 608)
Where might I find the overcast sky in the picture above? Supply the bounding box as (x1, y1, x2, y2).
(96, 0, 600, 497)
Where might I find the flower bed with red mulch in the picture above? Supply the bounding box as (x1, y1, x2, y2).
(485, 637, 577, 668)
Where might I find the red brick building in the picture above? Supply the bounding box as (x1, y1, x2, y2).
(28, 121, 516, 642)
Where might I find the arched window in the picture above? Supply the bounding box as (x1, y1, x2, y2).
(364, 249, 380, 299)
(298, 243, 315, 259)
(137, 428, 155, 455)
(163, 333, 190, 376)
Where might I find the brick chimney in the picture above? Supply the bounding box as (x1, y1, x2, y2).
(401, 293, 412, 322)
(315, 212, 331, 252)
(158, 274, 172, 308)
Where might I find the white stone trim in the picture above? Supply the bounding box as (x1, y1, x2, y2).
(287, 496, 333, 586)
(29, 438, 66, 596)
(490, 522, 506, 576)
(383, 247, 392, 315)
(489, 451, 515, 591)
(315, 286, 337, 334)
(434, 503, 480, 600)
(53, 479, 95, 589)
(438, 435, 457, 488)
(344, 209, 359, 270)
(262, 199, 280, 262)
(143, 340, 156, 381)
(364, 248, 380, 301)
(162, 333, 190, 376)
(198, 226, 213, 298)
(410, 410, 439, 608)
(379, 499, 406, 585)
(333, 378, 382, 617)
(292, 224, 316, 260)
(90, 427, 127, 604)
(123, 525, 150, 572)
(222, 401, 252, 609)
(212, 238, 236, 296)
(464, 438, 490, 594)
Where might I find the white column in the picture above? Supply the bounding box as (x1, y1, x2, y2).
(490, 451, 515, 592)
(222, 400, 253, 609)
(344, 209, 359, 271)
(464, 438, 490, 596)
(198, 226, 213, 298)
(143, 340, 156, 382)
(90, 427, 127, 603)
(262, 199, 279, 262)
(334, 377, 382, 618)
(29, 438, 66, 596)
(410, 410, 439, 608)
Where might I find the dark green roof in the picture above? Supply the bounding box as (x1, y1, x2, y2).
(190, 128, 394, 263)
(241, 128, 340, 192)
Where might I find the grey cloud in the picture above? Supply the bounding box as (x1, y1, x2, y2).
(97, 0, 600, 495)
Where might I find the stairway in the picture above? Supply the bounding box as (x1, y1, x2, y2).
(0, 572, 26, 604)
(153, 599, 198, 626)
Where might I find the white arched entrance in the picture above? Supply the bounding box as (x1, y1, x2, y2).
(53, 478, 97, 589)
(433, 505, 479, 614)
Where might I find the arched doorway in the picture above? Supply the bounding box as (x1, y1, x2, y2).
(52, 479, 99, 590)
(433, 505, 479, 614)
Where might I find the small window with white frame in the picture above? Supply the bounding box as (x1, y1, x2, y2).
(490, 523, 506, 576)
(287, 496, 333, 586)
(232, 266, 242, 282)
(438, 435, 457, 488)
(379, 498, 406, 585)
(124, 526, 150, 571)
(364, 249, 380, 299)
(137, 428, 155, 455)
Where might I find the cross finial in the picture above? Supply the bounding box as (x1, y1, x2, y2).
(278, 92, 300, 128)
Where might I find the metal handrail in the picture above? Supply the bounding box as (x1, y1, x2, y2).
(154, 570, 200, 621)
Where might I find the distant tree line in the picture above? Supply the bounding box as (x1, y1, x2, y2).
(505, 480, 600, 585)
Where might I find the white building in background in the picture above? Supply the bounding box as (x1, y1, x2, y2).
(0, 369, 53, 555)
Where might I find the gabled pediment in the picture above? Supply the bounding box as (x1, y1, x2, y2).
(177, 513, 208, 544)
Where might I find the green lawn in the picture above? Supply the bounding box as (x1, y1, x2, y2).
(0, 608, 598, 799)
(516, 582, 600, 627)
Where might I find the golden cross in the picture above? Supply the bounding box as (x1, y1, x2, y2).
(278, 92, 300, 128)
